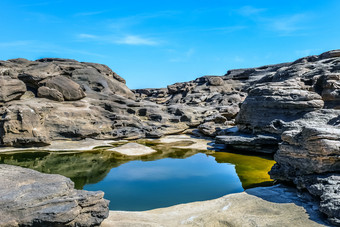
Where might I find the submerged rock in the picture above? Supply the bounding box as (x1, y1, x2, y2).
(0, 164, 109, 227)
(109, 142, 157, 156)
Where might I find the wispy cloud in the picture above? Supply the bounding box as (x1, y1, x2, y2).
(74, 11, 107, 17)
(107, 10, 180, 32)
(78, 33, 98, 39)
(237, 6, 266, 16)
(0, 41, 33, 47)
(116, 35, 158, 45)
(270, 14, 307, 34)
(77, 33, 159, 46)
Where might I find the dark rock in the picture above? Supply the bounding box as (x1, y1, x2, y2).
(216, 133, 279, 153)
(0, 164, 109, 226)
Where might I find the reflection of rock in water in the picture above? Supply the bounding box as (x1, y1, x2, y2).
(0, 141, 275, 190)
(212, 151, 275, 189)
(0, 142, 202, 189)
(0, 151, 115, 189)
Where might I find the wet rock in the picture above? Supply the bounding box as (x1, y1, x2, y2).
(0, 164, 109, 227)
(109, 142, 157, 156)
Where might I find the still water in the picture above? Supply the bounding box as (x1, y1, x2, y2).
(0, 140, 275, 211)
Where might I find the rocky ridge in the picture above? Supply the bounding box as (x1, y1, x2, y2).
(0, 50, 339, 225)
(134, 50, 340, 225)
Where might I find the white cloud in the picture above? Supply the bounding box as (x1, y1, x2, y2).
(77, 33, 159, 46)
(269, 14, 308, 35)
(78, 33, 98, 39)
(0, 41, 32, 47)
(116, 35, 159, 46)
(238, 6, 266, 16)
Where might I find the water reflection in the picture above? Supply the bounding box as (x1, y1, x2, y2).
(0, 139, 275, 210)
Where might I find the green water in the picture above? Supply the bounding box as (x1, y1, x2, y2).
(0, 140, 275, 211)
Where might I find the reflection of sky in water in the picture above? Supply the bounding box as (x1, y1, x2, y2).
(84, 153, 243, 211)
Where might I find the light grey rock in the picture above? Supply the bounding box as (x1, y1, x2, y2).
(0, 104, 50, 147)
(109, 142, 157, 156)
(294, 174, 340, 226)
(0, 164, 109, 227)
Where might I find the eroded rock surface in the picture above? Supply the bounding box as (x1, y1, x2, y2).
(102, 185, 328, 227)
(0, 164, 109, 227)
(1, 50, 340, 225)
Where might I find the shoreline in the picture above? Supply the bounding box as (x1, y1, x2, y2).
(102, 184, 328, 227)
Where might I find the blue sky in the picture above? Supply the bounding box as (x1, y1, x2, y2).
(0, 1, 339, 89)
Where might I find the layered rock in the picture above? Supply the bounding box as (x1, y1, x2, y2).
(0, 50, 339, 225)
(0, 164, 109, 226)
(0, 58, 196, 146)
(0, 76, 26, 103)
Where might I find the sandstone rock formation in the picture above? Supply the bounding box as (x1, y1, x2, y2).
(0, 164, 109, 227)
(0, 58, 192, 146)
(0, 50, 339, 225)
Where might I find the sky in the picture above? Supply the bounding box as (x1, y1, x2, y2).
(0, 1, 339, 89)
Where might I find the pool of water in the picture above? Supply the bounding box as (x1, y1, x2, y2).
(0, 140, 275, 211)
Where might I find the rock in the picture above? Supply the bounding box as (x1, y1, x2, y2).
(216, 133, 279, 153)
(0, 164, 109, 227)
(108, 142, 157, 156)
(198, 122, 218, 137)
(38, 86, 64, 101)
(0, 76, 26, 104)
(204, 114, 227, 124)
(39, 76, 86, 101)
(269, 109, 340, 179)
(294, 174, 340, 226)
(207, 76, 224, 86)
(236, 80, 324, 135)
(0, 105, 50, 147)
(102, 185, 327, 227)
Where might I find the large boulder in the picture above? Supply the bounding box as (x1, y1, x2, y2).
(39, 76, 86, 101)
(0, 164, 109, 226)
(0, 76, 26, 104)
